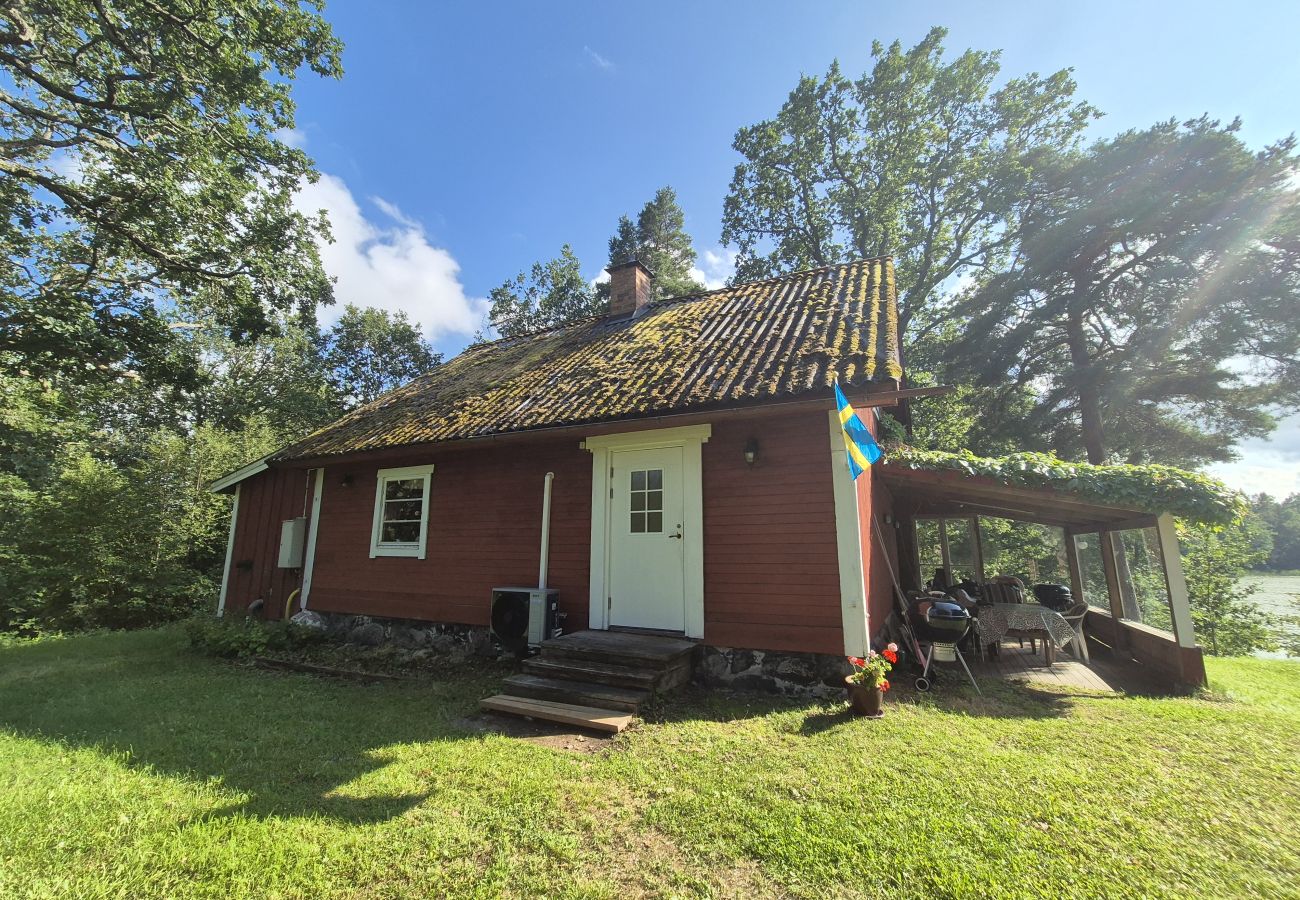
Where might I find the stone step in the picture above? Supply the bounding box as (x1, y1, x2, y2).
(480, 695, 633, 734)
(522, 656, 661, 690)
(502, 673, 651, 713)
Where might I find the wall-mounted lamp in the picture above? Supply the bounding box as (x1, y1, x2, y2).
(339, 473, 354, 488)
(743, 438, 760, 467)
(884, 513, 894, 525)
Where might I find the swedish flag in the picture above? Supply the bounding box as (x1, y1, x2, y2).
(834, 381, 883, 479)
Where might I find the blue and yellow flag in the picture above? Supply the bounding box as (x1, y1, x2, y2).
(834, 381, 883, 479)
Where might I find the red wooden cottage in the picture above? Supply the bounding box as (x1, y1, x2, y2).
(212, 257, 1210, 721)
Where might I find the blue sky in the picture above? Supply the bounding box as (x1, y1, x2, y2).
(286, 1, 1300, 494)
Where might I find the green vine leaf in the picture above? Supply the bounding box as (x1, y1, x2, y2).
(884, 447, 1246, 527)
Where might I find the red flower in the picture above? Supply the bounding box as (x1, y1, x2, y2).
(883, 649, 898, 664)
(879, 679, 891, 693)
(848, 657, 865, 668)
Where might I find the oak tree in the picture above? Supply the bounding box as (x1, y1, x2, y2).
(0, 0, 342, 388)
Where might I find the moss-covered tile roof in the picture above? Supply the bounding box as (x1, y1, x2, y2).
(275, 258, 902, 461)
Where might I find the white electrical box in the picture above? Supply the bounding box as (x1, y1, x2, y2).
(278, 517, 307, 568)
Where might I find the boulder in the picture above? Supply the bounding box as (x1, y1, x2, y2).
(817, 654, 854, 686)
(429, 634, 458, 656)
(466, 629, 495, 658)
(289, 610, 328, 631)
(698, 648, 730, 684)
(347, 622, 385, 647)
(391, 624, 428, 649)
(728, 649, 759, 675)
(731, 673, 779, 694)
(774, 656, 818, 686)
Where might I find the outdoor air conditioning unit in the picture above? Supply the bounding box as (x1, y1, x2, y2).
(277, 517, 307, 568)
(490, 587, 559, 653)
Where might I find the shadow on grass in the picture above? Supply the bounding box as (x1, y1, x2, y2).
(0, 628, 517, 825)
(650, 671, 1089, 736)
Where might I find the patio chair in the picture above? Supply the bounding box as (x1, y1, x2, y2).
(1060, 601, 1091, 663)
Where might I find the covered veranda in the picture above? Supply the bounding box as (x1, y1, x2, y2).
(879, 460, 1209, 689)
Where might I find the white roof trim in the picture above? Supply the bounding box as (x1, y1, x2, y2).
(209, 456, 271, 494)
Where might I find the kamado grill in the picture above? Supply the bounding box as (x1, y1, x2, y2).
(906, 599, 981, 694)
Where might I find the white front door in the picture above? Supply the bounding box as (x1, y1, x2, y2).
(607, 445, 686, 632)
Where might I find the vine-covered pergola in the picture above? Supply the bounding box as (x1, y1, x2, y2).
(880, 449, 1245, 687)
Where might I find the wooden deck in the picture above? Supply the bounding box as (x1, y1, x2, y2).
(975, 640, 1122, 692)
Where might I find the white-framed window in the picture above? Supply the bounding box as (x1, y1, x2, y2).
(370, 464, 435, 559)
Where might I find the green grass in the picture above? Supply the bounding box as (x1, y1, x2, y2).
(2, 630, 1298, 899)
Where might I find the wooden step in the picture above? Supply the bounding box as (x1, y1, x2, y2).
(522, 656, 660, 690)
(540, 631, 697, 668)
(480, 695, 634, 734)
(502, 673, 650, 713)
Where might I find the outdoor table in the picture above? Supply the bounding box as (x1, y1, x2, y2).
(975, 602, 1076, 665)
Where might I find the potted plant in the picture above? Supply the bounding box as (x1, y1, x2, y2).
(845, 644, 898, 717)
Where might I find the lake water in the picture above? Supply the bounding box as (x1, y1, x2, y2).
(1242, 573, 1300, 659)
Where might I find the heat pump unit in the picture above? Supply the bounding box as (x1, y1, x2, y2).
(278, 517, 307, 568)
(490, 587, 559, 652)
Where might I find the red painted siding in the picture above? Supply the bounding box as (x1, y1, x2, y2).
(224, 467, 311, 618)
(225, 406, 882, 656)
(701, 411, 845, 654)
(858, 457, 898, 644)
(305, 436, 593, 630)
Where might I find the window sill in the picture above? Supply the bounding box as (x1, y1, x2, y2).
(371, 545, 424, 559)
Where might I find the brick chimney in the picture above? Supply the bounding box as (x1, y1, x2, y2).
(606, 259, 654, 318)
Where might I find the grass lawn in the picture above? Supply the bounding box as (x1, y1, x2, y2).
(2, 629, 1298, 898)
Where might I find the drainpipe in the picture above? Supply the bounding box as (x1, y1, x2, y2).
(538, 472, 555, 590)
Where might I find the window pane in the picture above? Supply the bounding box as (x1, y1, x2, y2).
(647, 469, 663, 490)
(382, 521, 420, 544)
(631, 492, 646, 511)
(384, 499, 423, 522)
(1115, 527, 1173, 634)
(916, 519, 944, 580)
(385, 478, 423, 500)
(980, 519, 1066, 585)
(944, 519, 981, 583)
(630, 511, 646, 533)
(1074, 533, 1109, 610)
(646, 490, 663, 512)
(631, 470, 646, 491)
(647, 512, 663, 533)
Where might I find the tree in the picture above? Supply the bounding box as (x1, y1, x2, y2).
(720, 27, 1096, 344)
(1252, 493, 1300, 570)
(322, 305, 440, 408)
(604, 187, 702, 301)
(484, 245, 601, 340)
(954, 118, 1300, 465)
(0, 0, 341, 390)
(183, 317, 337, 437)
(1179, 518, 1275, 656)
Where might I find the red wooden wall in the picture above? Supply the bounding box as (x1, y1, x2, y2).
(306, 435, 593, 630)
(224, 406, 897, 656)
(858, 458, 899, 644)
(700, 411, 845, 654)
(223, 467, 311, 619)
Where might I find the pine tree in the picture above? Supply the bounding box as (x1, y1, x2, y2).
(603, 187, 703, 301)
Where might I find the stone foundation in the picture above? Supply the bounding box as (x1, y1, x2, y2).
(695, 645, 853, 697)
(291, 610, 501, 661)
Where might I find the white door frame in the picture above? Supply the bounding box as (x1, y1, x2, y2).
(583, 424, 710, 638)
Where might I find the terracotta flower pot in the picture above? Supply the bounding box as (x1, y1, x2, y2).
(845, 675, 884, 718)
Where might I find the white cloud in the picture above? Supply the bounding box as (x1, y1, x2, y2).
(691, 247, 737, 290)
(295, 174, 487, 339)
(1207, 411, 1300, 497)
(275, 127, 307, 148)
(583, 45, 614, 71)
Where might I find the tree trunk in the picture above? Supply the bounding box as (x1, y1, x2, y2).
(1064, 304, 1106, 464)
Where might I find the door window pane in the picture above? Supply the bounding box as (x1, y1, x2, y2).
(629, 469, 664, 534)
